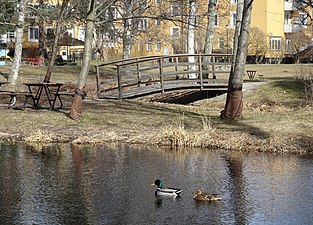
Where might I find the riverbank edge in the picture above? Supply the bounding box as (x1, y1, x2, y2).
(0, 122, 312, 155)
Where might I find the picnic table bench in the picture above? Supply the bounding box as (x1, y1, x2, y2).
(0, 91, 34, 107)
(0, 82, 75, 109)
(246, 70, 264, 81)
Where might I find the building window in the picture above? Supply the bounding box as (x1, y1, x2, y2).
(139, 0, 148, 11)
(170, 3, 181, 17)
(138, 42, 144, 52)
(138, 18, 148, 31)
(7, 31, 16, 40)
(170, 27, 180, 39)
(29, 27, 39, 41)
(269, 36, 281, 50)
(156, 18, 161, 26)
(106, 6, 120, 19)
(285, 39, 292, 52)
(231, 0, 237, 4)
(300, 13, 308, 26)
(78, 28, 85, 41)
(46, 27, 55, 41)
(156, 40, 161, 51)
(147, 40, 152, 51)
(230, 12, 236, 27)
(156, 0, 161, 4)
(218, 37, 224, 49)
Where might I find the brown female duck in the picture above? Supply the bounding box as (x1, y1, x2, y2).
(192, 189, 221, 201)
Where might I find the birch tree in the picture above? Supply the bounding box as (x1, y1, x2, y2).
(202, 0, 216, 78)
(7, 0, 29, 87)
(122, 0, 134, 59)
(187, 0, 197, 78)
(221, 0, 254, 119)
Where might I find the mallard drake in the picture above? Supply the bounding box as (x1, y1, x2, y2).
(151, 179, 182, 197)
(192, 189, 221, 201)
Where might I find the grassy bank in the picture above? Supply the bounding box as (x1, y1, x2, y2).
(0, 63, 313, 154)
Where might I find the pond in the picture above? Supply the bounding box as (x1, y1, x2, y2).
(0, 142, 313, 225)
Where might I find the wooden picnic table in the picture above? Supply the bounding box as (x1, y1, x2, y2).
(23, 82, 64, 109)
(246, 70, 257, 81)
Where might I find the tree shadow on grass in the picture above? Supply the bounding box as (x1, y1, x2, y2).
(218, 119, 270, 140)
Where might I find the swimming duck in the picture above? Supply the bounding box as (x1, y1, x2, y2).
(192, 189, 221, 201)
(151, 179, 182, 197)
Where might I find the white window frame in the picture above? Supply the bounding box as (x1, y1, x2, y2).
(156, 18, 161, 26)
(156, 40, 161, 51)
(147, 40, 152, 51)
(7, 31, 16, 41)
(230, 12, 237, 27)
(28, 27, 39, 42)
(138, 18, 148, 31)
(269, 36, 282, 51)
(170, 26, 180, 39)
(78, 27, 85, 41)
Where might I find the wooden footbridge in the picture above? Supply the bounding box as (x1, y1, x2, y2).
(95, 54, 232, 100)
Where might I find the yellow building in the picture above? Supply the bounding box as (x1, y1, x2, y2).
(1, 0, 312, 64)
(126, 0, 313, 63)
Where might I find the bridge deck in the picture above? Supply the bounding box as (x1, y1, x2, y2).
(100, 79, 228, 99)
(95, 54, 232, 100)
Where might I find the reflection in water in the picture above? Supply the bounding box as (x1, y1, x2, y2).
(223, 152, 249, 225)
(0, 143, 313, 224)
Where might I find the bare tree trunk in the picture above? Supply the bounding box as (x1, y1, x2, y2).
(202, 0, 216, 78)
(221, 0, 253, 119)
(122, 0, 134, 59)
(44, 0, 70, 82)
(8, 0, 29, 87)
(187, 0, 197, 78)
(69, 0, 95, 120)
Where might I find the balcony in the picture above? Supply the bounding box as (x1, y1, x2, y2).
(284, 24, 303, 33)
(284, 1, 299, 11)
(284, 24, 292, 33)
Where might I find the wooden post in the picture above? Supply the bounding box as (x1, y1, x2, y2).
(159, 58, 164, 92)
(212, 56, 216, 79)
(117, 65, 123, 100)
(136, 58, 141, 87)
(198, 54, 203, 89)
(95, 65, 100, 98)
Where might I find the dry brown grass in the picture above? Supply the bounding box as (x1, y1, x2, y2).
(0, 63, 313, 154)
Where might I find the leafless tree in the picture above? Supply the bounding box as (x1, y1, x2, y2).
(247, 27, 267, 64)
(221, 0, 254, 119)
(7, 0, 29, 87)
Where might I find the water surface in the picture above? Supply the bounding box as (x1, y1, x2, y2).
(0, 142, 312, 225)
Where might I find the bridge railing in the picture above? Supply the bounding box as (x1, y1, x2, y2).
(95, 53, 232, 99)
